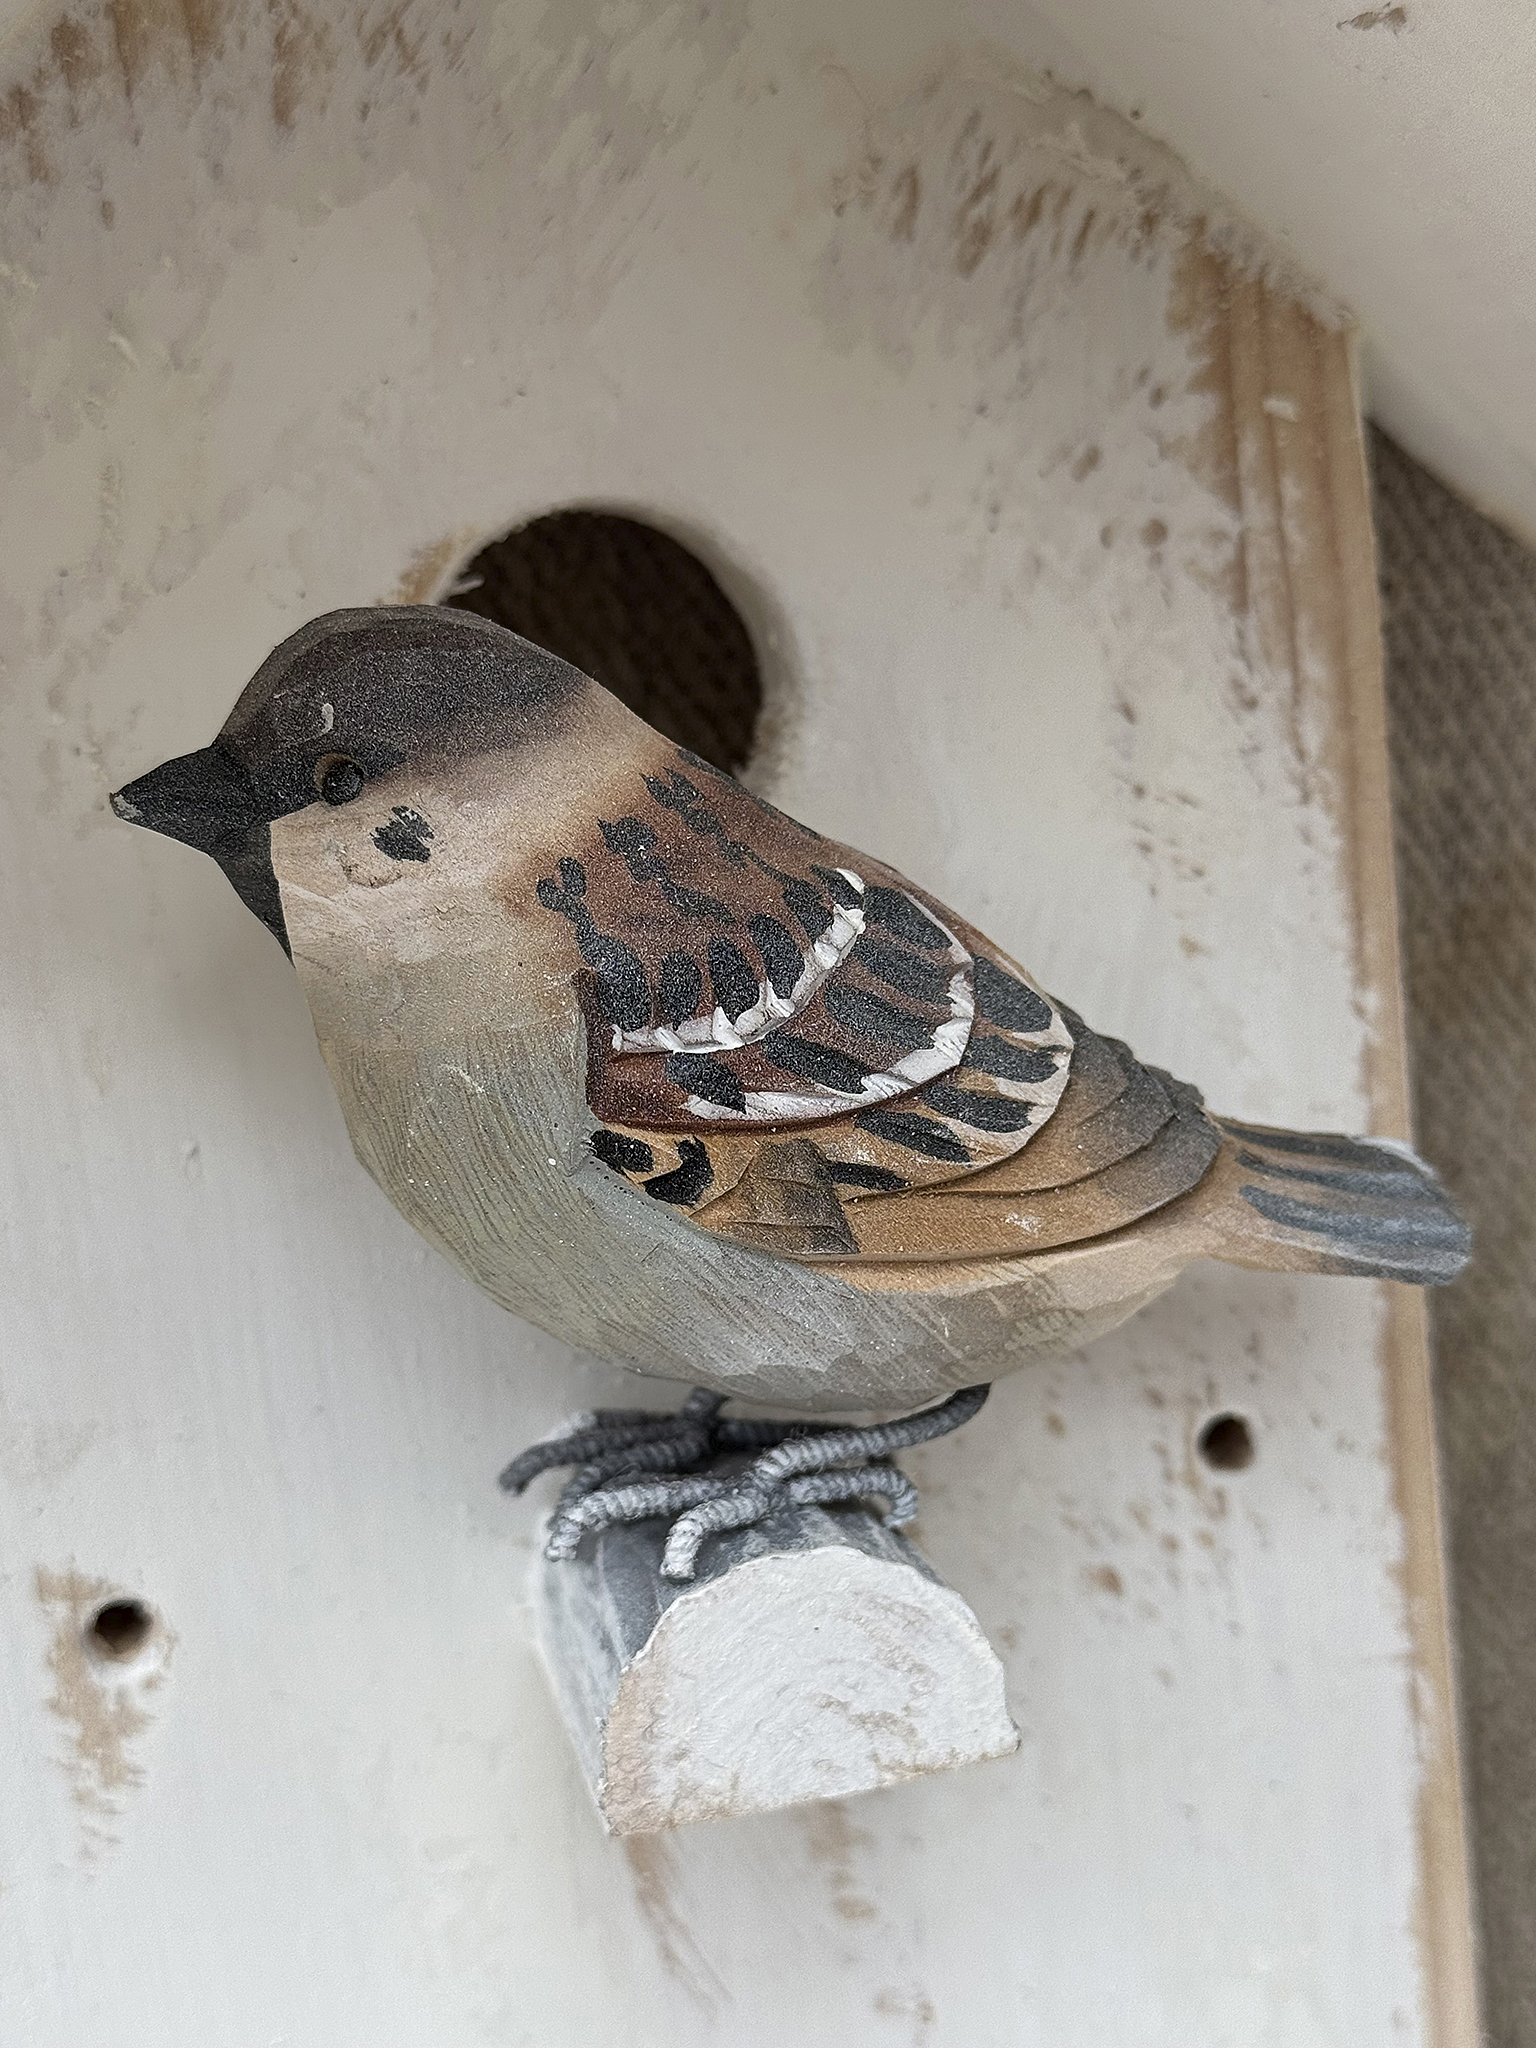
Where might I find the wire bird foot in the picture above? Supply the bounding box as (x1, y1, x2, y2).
(500, 1383, 989, 1580)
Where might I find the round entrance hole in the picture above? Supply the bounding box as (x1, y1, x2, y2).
(86, 1597, 155, 1663)
(443, 511, 763, 775)
(1197, 1412, 1255, 1471)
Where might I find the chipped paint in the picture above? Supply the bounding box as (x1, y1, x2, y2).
(621, 1836, 727, 2016)
(1338, 5, 1408, 30)
(389, 531, 474, 605)
(801, 1797, 881, 1925)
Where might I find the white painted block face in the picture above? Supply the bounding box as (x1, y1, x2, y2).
(0, 3, 1470, 2045)
(540, 1509, 1018, 1835)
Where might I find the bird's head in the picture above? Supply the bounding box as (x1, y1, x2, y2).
(110, 607, 587, 955)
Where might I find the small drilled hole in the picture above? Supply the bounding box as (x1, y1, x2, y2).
(87, 1598, 154, 1662)
(1197, 1412, 1255, 1471)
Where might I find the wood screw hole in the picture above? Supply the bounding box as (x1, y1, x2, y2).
(1197, 1412, 1255, 1471)
(87, 1598, 155, 1663)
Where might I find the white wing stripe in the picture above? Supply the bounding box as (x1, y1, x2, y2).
(612, 880, 868, 1052)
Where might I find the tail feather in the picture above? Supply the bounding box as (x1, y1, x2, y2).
(1211, 1119, 1471, 1286)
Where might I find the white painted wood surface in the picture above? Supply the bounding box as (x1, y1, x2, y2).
(0, 4, 1472, 2042)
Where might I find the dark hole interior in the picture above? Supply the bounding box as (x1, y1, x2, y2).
(88, 1598, 154, 1661)
(1197, 1412, 1256, 1471)
(443, 510, 763, 775)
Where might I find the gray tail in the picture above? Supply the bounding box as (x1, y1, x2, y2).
(1214, 1119, 1471, 1286)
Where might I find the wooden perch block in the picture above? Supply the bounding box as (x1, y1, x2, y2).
(538, 1503, 1018, 1834)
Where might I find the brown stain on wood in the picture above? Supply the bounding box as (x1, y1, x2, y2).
(0, 83, 51, 183)
(889, 160, 920, 242)
(107, 0, 225, 98)
(873, 1985, 938, 2044)
(1069, 204, 1098, 271)
(801, 1796, 880, 1923)
(49, 15, 103, 98)
(1161, 237, 1360, 818)
(35, 1566, 170, 1844)
(359, 1, 429, 86)
(269, 0, 334, 131)
(621, 1836, 727, 2015)
(1008, 180, 1049, 243)
(390, 533, 469, 606)
(0, 0, 440, 186)
(950, 112, 1000, 277)
(1339, 5, 1407, 29)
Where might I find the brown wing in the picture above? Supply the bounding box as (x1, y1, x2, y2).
(545, 741, 1218, 1263)
(815, 1063, 1223, 1263)
(589, 1006, 1222, 1267)
(533, 739, 1071, 1159)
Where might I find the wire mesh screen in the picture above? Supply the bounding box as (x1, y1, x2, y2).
(443, 511, 762, 775)
(1375, 424, 1536, 2048)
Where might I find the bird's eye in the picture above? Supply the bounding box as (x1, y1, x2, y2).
(317, 756, 365, 806)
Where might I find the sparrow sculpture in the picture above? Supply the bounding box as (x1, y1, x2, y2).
(112, 608, 1469, 1577)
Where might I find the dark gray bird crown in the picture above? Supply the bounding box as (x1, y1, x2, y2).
(110, 607, 583, 950)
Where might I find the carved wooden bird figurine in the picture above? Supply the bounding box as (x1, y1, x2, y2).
(111, 607, 1470, 1575)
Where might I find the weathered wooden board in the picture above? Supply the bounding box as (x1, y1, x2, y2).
(0, 2, 1472, 2043)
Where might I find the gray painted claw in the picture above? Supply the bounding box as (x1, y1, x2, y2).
(501, 1383, 989, 1578)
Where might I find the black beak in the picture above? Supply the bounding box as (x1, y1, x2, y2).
(112, 744, 264, 850)
(111, 746, 292, 955)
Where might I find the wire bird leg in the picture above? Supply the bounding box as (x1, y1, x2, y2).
(500, 1383, 989, 1580)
